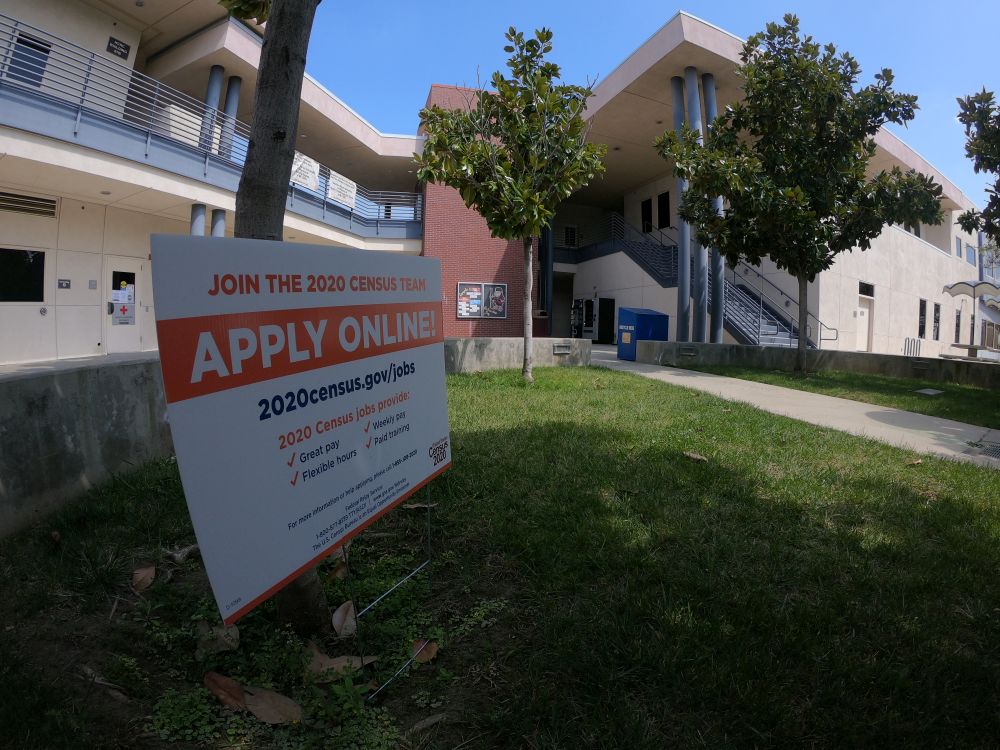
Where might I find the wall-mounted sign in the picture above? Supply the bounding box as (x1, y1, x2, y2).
(152, 236, 451, 624)
(290, 152, 320, 192)
(327, 170, 357, 210)
(457, 282, 507, 319)
(456, 282, 483, 318)
(482, 283, 508, 319)
(106, 36, 130, 59)
(58, 278, 71, 289)
(112, 302, 135, 325)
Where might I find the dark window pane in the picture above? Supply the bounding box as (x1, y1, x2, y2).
(955, 310, 962, 343)
(8, 34, 51, 87)
(859, 281, 874, 297)
(933, 303, 940, 341)
(918, 299, 926, 339)
(656, 192, 670, 229)
(640, 198, 652, 233)
(0, 248, 45, 301)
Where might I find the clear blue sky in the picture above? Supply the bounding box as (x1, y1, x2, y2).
(305, 0, 998, 208)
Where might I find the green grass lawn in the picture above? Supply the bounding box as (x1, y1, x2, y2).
(3, 367, 1000, 748)
(684, 365, 1000, 429)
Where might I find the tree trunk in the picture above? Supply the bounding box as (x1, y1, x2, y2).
(234, 0, 321, 240)
(522, 237, 534, 383)
(796, 273, 809, 374)
(233, 0, 329, 635)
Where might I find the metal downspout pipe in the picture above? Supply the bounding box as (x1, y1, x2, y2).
(211, 209, 226, 238)
(219, 75, 242, 160)
(702, 73, 726, 344)
(199, 64, 224, 152)
(190, 204, 206, 236)
(671, 76, 691, 342)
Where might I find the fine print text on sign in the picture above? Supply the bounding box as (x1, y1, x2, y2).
(152, 236, 451, 624)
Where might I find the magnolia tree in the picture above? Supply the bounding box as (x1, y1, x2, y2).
(416, 28, 606, 382)
(956, 89, 1000, 269)
(657, 14, 943, 372)
(220, 0, 329, 634)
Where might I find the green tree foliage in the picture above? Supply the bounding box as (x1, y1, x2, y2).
(656, 14, 943, 371)
(219, 0, 271, 22)
(956, 89, 1000, 248)
(416, 28, 606, 382)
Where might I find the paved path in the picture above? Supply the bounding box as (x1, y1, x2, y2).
(591, 346, 1000, 469)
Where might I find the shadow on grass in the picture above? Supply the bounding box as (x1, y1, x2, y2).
(436, 418, 1000, 749)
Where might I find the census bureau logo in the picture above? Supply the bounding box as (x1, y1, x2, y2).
(429, 437, 449, 467)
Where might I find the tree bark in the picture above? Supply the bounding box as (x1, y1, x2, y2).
(234, 0, 321, 240)
(522, 237, 534, 383)
(796, 273, 809, 374)
(233, 0, 330, 635)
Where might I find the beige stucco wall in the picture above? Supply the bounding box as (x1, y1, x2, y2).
(817, 218, 982, 357)
(0, 196, 186, 365)
(624, 173, 679, 238)
(1, 0, 140, 66)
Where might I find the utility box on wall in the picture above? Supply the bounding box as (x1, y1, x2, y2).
(617, 307, 669, 361)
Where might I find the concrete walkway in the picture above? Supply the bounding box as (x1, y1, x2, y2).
(591, 346, 1000, 469)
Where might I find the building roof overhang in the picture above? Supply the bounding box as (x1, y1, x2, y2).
(576, 11, 975, 213)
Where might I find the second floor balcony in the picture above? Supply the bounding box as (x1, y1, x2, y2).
(0, 13, 422, 240)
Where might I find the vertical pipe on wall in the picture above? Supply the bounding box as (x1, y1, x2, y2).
(200, 65, 225, 152)
(685, 66, 708, 343)
(702, 72, 726, 344)
(540, 225, 554, 320)
(211, 209, 226, 237)
(190, 204, 206, 236)
(219, 75, 242, 160)
(671, 76, 690, 342)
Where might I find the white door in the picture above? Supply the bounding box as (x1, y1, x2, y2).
(856, 297, 873, 352)
(103, 255, 143, 353)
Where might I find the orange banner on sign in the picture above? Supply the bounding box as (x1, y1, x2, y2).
(157, 301, 442, 403)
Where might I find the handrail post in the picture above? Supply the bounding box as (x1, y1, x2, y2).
(74, 51, 94, 135)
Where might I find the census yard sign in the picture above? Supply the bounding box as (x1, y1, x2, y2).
(152, 236, 451, 624)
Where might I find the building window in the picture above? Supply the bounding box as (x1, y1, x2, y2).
(656, 192, 670, 230)
(0, 249, 45, 302)
(858, 281, 875, 297)
(970, 314, 975, 345)
(917, 299, 927, 338)
(8, 33, 51, 87)
(641, 198, 652, 233)
(932, 303, 940, 341)
(956, 237, 963, 257)
(967, 244, 977, 266)
(955, 310, 962, 343)
(563, 225, 578, 248)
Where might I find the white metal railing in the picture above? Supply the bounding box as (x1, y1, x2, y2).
(0, 14, 421, 225)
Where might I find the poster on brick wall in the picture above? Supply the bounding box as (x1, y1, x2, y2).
(152, 236, 451, 623)
(456, 282, 483, 318)
(482, 283, 507, 319)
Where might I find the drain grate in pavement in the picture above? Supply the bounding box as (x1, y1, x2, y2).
(968, 441, 1000, 459)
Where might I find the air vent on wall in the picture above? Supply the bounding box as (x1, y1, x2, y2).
(0, 191, 57, 218)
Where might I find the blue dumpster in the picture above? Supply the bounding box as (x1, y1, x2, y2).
(617, 307, 669, 361)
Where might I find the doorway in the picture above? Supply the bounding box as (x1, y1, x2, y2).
(856, 296, 873, 352)
(103, 255, 144, 353)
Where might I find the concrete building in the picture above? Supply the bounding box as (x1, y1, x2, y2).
(1, 2, 997, 365)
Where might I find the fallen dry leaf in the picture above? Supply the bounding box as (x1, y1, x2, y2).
(408, 712, 447, 734)
(131, 565, 155, 592)
(332, 600, 357, 637)
(412, 639, 439, 664)
(244, 686, 302, 724)
(305, 642, 376, 681)
(165, 543, 200, 563)
(327, 560, 348, 581)
(203, 671, 246, 710)
(196, 621, 240, 658)
(683, 451, 708, 463)
(906, 459, 924, 467)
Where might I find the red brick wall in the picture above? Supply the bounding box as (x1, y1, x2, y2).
(420, 84, 541, 339)
(423, 182, 540, 338)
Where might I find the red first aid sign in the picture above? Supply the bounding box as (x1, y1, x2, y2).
(152, 236, 451, 623)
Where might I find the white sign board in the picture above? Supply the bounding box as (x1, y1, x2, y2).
(290, 151, 320, 192)
(152, 236, 451, 624)
(326, 169, 357, 210)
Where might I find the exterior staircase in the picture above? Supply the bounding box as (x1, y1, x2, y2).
(568, 213, 837, 348)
